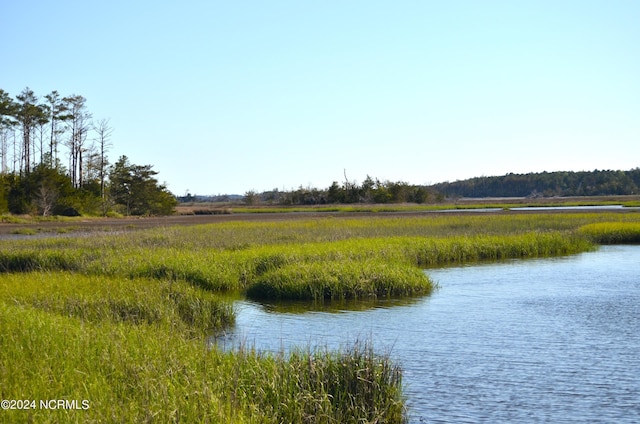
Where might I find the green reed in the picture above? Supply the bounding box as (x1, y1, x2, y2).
(0, 298, 405, 423)
(222, 342, 406, 424)
(0, 272, 234, 335)
(0, 301, 245, 423)
(577, 222, 640, 244)
(247, 259, 432, 301)
(2, 212, 628, 301)
(6, 212, 632, 304)
(0, 230, 592, 301)
(2, 211, 640, 422)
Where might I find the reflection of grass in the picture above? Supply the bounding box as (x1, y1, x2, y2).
(258, 296, 422, 314)
(54, 226, 76, 234)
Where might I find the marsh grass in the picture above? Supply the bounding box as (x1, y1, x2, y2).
(0, 297, 404, 423)
(247, 259, 432, 301)
(225, 198, 639, 214)
(0, 249, 84, 272)
(577, 222, 640, 244)
(224, 342, 406, 424)
(8, 227, 38, 235)
(0, 302, 245, 423)
(0, 230, 590, 301)
(2, 212, 640, 422)
(0, 272, 234, 335)
(0, 214, 618, 301)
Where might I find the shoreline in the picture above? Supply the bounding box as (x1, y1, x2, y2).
(1, 205, 639, 236)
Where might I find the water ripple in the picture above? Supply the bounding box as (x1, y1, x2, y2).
(223, 245, 640, 423)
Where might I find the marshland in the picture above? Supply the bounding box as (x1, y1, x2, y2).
(5, 1, 640, 420)
(1, 210, 640, 422)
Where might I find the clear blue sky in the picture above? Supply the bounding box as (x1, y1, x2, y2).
(2, 1, 639, 195)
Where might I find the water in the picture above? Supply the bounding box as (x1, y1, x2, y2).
(220, 246, 640, 423)
(509, 205, 628, 211)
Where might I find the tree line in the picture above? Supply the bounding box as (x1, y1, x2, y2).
(0, 87, 176, 216)
(189, 168, 640, 207)
(431, 169, 640, 198)
(231, 174, 441, 206)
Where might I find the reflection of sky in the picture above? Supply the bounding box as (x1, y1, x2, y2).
(218, 246, 640, 423)
(218, 297, 427, 354)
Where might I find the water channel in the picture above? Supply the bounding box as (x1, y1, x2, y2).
(219, 245, 640, 423)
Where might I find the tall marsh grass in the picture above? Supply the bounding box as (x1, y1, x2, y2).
(577, 222, 640, 244)
(2, 211, 639, 421)
(247, 259, 431, 301)
(0, 299, 405, 423)
(224, 342, 405, 423)
(0, 229, 592, 301)
(0, 272, 234, 334)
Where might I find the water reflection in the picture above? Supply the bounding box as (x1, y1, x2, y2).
(221, 246, 640, 423)
(257, 296, 424, 314)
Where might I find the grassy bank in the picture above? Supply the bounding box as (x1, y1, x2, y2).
(0, 299, 403, 423)
(2, 211, 640, 422)
(0, 272, 234, 335)
(577, 222, 640, 244)
(176, 194, 640, 215)
(0, 229, 592, 301)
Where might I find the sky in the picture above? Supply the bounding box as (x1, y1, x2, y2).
(2, 1, 639, 196)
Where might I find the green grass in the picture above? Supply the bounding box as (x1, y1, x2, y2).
(8, 227, 38, 235)
(0, 301, 243, 423)
(0, 226, 593, 301)
(0, 272, 234, 335)
(2, 211, 640, 422)
(247, 259, 432, 301)
(226, 342, 405, 423)
(221, 196, 640, 214)
(0, 298, 404, 423)
(577, 222, 640, 244)
(2, 213, 634, 302)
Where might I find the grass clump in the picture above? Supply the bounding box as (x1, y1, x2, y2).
(223, 342, 406, 423)
(236, 231, 587, 301)
(0, 221, 597, 301)
(577, 222, 640, 244)
(247, 259, 432, 301)
(0, 293, 405, 423)
(409, 232, 593, 266)
(0, 302, 247, 423)
(0, 272, 234, 335)
(8, 227, 38, 235)
(0, 249, 84, 272)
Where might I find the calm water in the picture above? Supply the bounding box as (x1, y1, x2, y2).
(220, 245, 640, 423)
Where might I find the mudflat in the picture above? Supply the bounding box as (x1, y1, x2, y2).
(1, 204, 638, 236)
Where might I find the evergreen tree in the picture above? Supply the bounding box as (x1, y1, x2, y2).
(109, 156, 176, 215)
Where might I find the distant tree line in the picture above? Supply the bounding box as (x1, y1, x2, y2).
(0, 87, 176, 216)
(179, 168, 640, 207)
(234, 175, 440, 206)
(432, 169, 640, 198)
